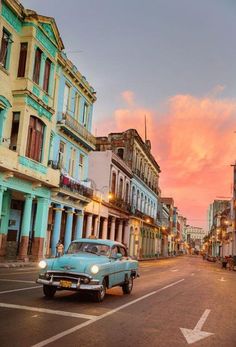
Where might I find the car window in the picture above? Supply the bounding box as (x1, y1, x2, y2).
(111, 246, 119, 256)
(67, 242, 110, 255)
(119, 246, 127, 257)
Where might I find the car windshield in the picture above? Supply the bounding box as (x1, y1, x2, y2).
(67, 242, 110, 256)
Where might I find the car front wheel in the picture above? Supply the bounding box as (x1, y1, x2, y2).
(94, 279, 106, 302)
(43, 285, 57, 298)
(122, 276, 133, 294)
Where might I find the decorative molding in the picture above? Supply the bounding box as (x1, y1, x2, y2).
(1, 3, 22, 33)
(36, 27, 57, 58)
(42, 94, 49, 105)
(40, 22, 57, 44)
(19, 156, 48, 174)
(32, 86, 40, 97)
(25, 95, 52, 121)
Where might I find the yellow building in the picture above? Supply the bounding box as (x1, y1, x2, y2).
(0, 0, 63, 260)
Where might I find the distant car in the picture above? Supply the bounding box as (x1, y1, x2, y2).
(37, 238, 139, 302)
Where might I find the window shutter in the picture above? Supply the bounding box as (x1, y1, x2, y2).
(17, 43, 28, 77)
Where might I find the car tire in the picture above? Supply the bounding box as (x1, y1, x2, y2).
(122, 275, 133, 294)
(94, 279, 106, 302)
(43, 285, 57, 298)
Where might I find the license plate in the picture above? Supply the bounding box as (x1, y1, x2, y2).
(60, 280, 72, 288)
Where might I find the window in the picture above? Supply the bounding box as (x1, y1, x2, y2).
(33, 48, 42, 84)
(17, 43, 28, 77)
(58, 141, 65, 169)
(111, 172, 116, 195)
(63, 84, 70, 113)
(43, 58, 51, 93)
(117, 148, 124, 159)
(74, 93, 80, 119)
(26, 116, 44, 162)
(79, 153, 84, 180)
(10, 112, 20, 151)
(119, 178, 123, 199)
(0, 29, 12, 69)
(82, 103, 88, 127)
(125, 183, 129, 203)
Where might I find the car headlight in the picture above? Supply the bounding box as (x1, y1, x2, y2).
(90, 265, 99, 274)
(38, 260, 47, 269)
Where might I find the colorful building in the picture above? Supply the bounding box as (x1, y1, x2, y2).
(0, 0, 96, 260)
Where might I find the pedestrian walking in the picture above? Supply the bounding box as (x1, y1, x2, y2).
(222, 256, 227, 269)
(56, 240, 64, 257)
(228, 255, 234, 271)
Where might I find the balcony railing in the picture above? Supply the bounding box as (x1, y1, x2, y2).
(110, 197, 131, 212)
(58, 113, 96, 149)
(60, 173, 93, 199)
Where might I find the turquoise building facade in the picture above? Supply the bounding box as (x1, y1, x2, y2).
(0, 0, 96, 260)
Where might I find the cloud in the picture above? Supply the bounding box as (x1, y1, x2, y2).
(94, 90, 236, 228)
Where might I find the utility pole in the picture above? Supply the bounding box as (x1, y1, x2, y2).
(231, 163, 236, 257)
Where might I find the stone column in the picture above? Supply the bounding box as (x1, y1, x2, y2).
(110, 217, 116, 241)
(18, 194, 34, 260)
(123, 220, 130, 247)
(0, 186, 6, 217)
(64, 208, 74, 251)
(86, 213, 93, 238)
(117, 220, 123, 243)
(32, 198, 50, 260)
(74, 211, 84, 240)
(0, 187, 8, 257)
(102, 218, 108, 239)
(94, 216, 99, 237)
(51, 205, 63, 257)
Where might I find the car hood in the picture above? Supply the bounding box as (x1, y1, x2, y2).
(50, 253, 108, 273)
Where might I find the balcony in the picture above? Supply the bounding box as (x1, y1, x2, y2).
(57, 113, 96, 150)
(0, 146, 59, 187)
(60, 173, 93, 199)
(132, 208, 154, 224)
(110, 197, 131, 212)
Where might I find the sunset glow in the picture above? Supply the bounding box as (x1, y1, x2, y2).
(94, 91, 236, 228)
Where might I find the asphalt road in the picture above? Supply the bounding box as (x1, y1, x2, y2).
(0, 255, 235, 347)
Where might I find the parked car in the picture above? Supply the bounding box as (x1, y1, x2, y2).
(37, 238, 139, 302)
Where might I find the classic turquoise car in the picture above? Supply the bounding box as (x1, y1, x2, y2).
(37, 238, 139, 302)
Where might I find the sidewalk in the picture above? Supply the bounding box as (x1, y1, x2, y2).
(0, 261, 37, 269)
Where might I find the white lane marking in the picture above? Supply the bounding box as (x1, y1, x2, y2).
(0, 286, 40, 295)
(32, 278, 185, 347)
(180, 309, 214, 344)
(0, 303, 97, 320)
(0, 279, 35, 284)
(219, 277, 226, 282)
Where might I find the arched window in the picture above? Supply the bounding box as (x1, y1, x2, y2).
(111, 172, 116, 195)
(137, 190, 140, 210)
(132, 186, 136, 208)
(125, 182, 129, 203)
(26, 116, 45, 162)
(119, 177, 123, 199)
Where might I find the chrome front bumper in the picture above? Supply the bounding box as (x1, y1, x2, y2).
(36, 278, 103, 291)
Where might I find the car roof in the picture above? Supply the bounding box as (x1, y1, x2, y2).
(71, 238, 124, 247)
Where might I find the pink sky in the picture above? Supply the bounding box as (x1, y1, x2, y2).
(94, 90, 236, 229)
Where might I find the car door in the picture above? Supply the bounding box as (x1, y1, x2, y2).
(115, 246, 128, 284)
